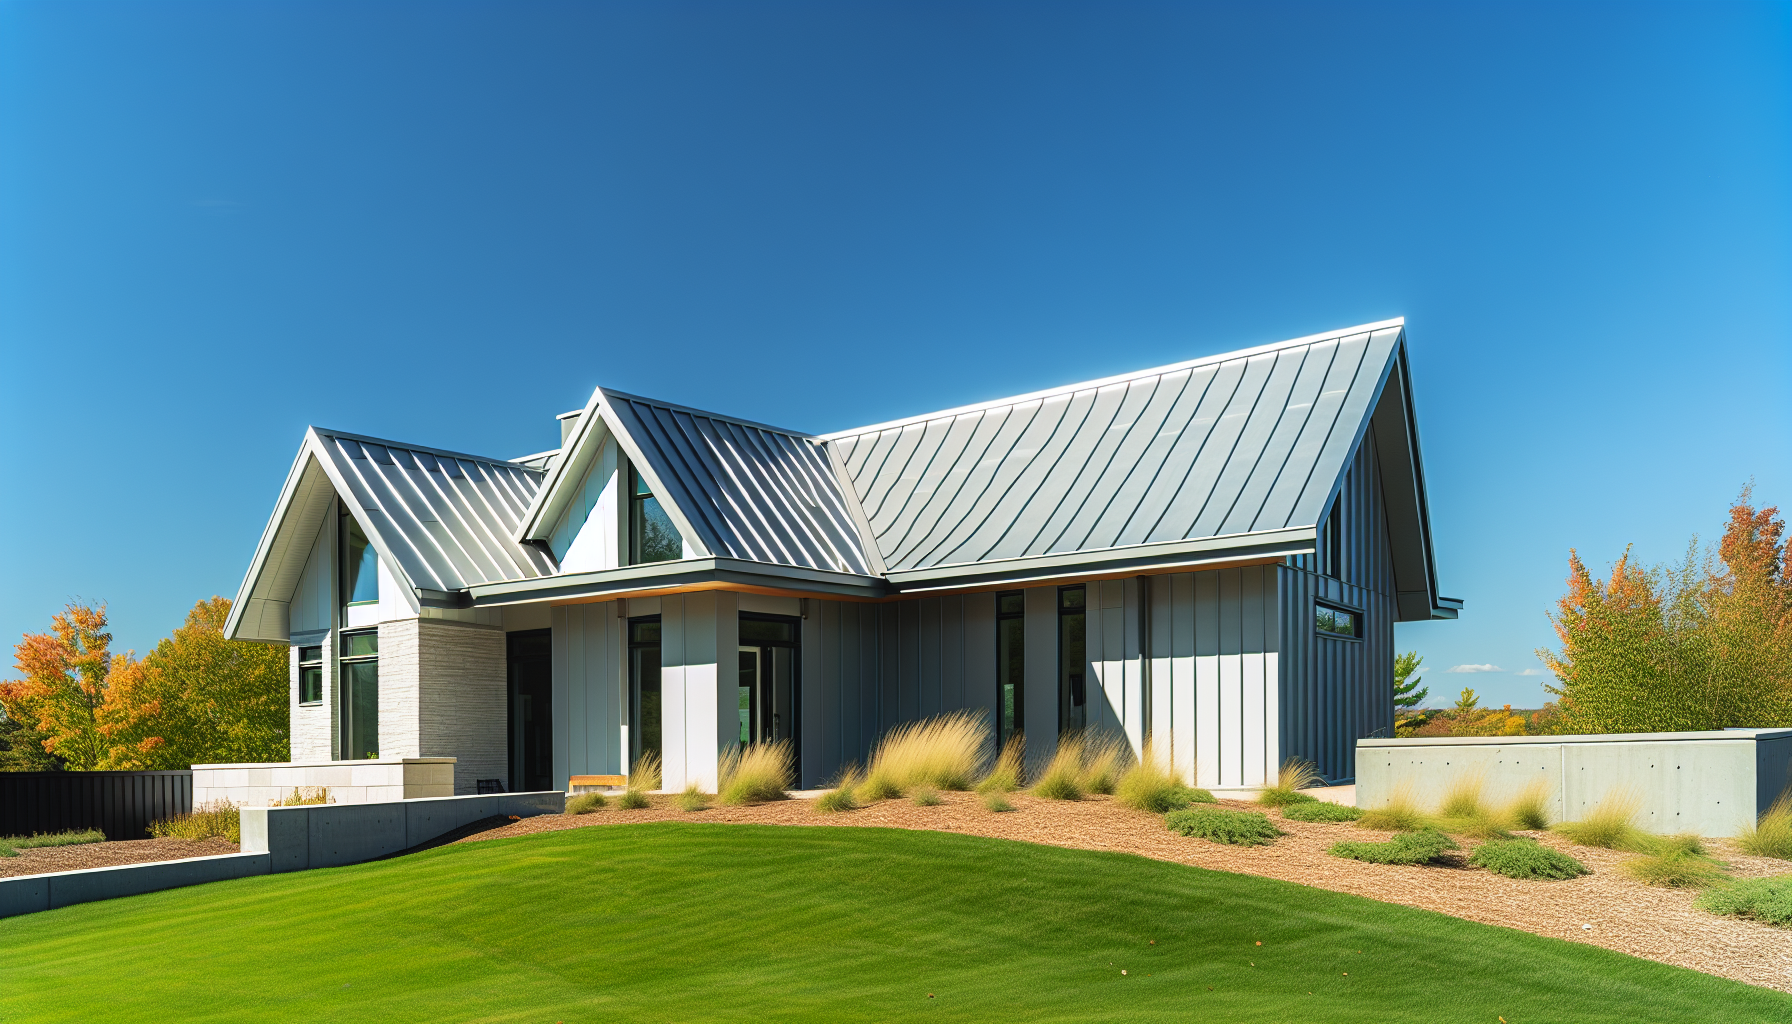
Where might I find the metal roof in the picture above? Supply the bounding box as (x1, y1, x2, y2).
(823, 319, 1406, 573)
(596, 390, 874, 575)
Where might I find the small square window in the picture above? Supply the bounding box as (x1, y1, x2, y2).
(997, 592, 1025, 617)
(298, 646, 322, 666)
(1316, 604, 1358, 638)
(341, 631, 378, 659)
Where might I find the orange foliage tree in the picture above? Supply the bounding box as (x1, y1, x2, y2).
(0, 603, 119, 770)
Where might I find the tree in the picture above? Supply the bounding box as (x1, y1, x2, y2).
(1393, 651, 1428, 710)
(0, 603, 117, 770)
(0, 708, 64, 771)
(99, 597, 289, 769)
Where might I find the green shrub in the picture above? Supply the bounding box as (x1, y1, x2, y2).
(1468, 838, 1590, 880)
(1031, 738, 1085, 801)
(149, 800, 240, 844)
(675, 784, 709, 812)
(718, 741, 792, 805)
(977, 736, 1025, 794)
(1736, 793, 1792, 860)
(1281, 801, 1362, 823)
(278, 787, 331, 807)
(981, 792, 1015, 812)
(1255, 758, 1321, 808)
(1552, 789, 1650, 851)
(1329, 829, 1459, 866)
(618, 788, 651, 810)
(0, 829, 106, 856)
(1078, 733, 1130, 795)
(1165, 807, 1283, 847)
(912, 787, 943, 806)
(1357, 787, 1426, 832)
(565, 793, 607, 815)
(1623, 850, 1728, 889)
(1697, 876, 1792, 927)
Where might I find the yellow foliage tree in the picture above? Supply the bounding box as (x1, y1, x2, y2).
(0, 603, 117, 770)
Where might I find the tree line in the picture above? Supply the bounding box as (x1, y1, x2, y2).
(0, 598, 287, 771)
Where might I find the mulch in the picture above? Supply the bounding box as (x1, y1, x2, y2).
(0, 837, 240, 878)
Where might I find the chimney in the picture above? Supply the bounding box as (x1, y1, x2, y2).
(557, 410, 583, 446)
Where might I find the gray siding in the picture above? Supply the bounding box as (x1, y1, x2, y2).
(552, 602, 626, 784)
(1278, 427, 1398, 784)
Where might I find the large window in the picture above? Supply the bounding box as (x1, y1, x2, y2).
(1316, 603, 1358, 639)
(1058, 586, 1086, 733)
(630, 468, 682, 564)
(996, 591, 1025, 748)
(629, 616, 662, 769)
(341, 507, 379, 607)
(338, 630, 379, 760)
(298, 645, 323, 705)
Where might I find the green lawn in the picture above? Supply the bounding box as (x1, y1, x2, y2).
(1, 823, 1785, 1023)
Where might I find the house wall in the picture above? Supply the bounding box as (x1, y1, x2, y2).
(289, 514, 335, 763)
(551, 602, 626, 784)
(551, 437, 622, 572)
(1279, 427, 1399, 784)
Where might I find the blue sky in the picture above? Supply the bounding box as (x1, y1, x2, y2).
(1, 1, 1786, 707)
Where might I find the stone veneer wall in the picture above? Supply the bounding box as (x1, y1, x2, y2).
(380, 618, 507, 795)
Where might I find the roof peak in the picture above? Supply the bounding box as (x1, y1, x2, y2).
(309, 426, 542, 471)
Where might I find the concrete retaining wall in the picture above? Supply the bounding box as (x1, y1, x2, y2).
(1356, 728, 1792, 837)
(0, 790, 562, 920)
(190, 757, 456, 806)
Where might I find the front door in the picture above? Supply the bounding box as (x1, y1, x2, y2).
(507, 629, 552, 792)
(737, 614, 800, 776)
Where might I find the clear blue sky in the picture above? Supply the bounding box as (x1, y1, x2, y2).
(2, 1, 1786, 707)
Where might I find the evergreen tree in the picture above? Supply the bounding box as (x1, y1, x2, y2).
(1393, 651, 1428, 711)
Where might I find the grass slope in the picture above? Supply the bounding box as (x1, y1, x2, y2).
(2, 823, 1786, 1023)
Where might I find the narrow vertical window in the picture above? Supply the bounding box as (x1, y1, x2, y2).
(298, 645, 323, 705)
(630, 468, 682, 564)
(996, 591, 1025, 748)
(629, 616, 663, 767)
(1058, 586, 1086, 733)
(338, 630, 379, 760)
(1322, 505, 1343, 579)
(341, 508, 380, 608)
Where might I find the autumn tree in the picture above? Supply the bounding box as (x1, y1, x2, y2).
(99, 597, 289, 769)
(0, 603, 117, 770)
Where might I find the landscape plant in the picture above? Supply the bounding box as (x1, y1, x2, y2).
(149, 799, 241, 844)
(717, 740, 792, 805)
(1077, 732, 1130, 795)
(619, 751, 659, 808)
(814, 766, 862, 814)
(1697, 875, 1792, 927)
(1501, 778, 1554, 831)
(0, 828, 106, 857)
(1737, 792, 1792, 859)
(674, 783, 708, 812)
(911, 787, 942, 806)
(1356, 785, 1426, 831)
(863, 711, 988, 799)
(976, 735, 1024, 794)
(1468, 838, 1590, 880)
(1281, 800, 1361, 823)
(278, 787, 331, 806)
(618, 789, 651, 810)
(1254, 758, 1320, 808)
(1329, 829, 1459, 866)
(1165, 806, 1283, 846)
(1114, 741, 1212, 812)
(1030, 736, 1084, 800)
(565, 792, 607, 815)
(980, 791, 1015, 812)
(1553, 789, 1650, 851)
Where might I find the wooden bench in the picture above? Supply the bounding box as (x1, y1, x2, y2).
(568, 775, 628, 789)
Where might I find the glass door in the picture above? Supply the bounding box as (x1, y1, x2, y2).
(737, 614, 799, 775)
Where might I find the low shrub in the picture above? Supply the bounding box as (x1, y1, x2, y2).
(912, 787, 943, 806)
(1115, 743, 1212, 812)
(1357, 786, 1426, 832)
(1697, 876, 1792, 927)
(1032, 737, 1085, 801)
(0, 829, 106, 856)
(565, 793, 607, 815)
(1255, 758, 1321, 808)
(1501, 778, 1553, 831)
(1737, 793, 1792, 860)
(1166, 807, 1284, 847)
(815, 766, 862, 814)
(864, 711, 989, 798)
(278, 787, 331, 807)
(1430, 812, 1515, 843)
(1281, 801, 1362, 823)
(718, 741, 793, 805)
(1078, 733, 1131, 796)
(618, 788, 651, 810)
(149, 800, 240, 844)
(675, 783, 709, 812)
(982, 792, 1015, 812)
(1329, 829, 1459, 866)
(977, 736, 1025, 794)
(1553, 789, 1650, 851)
(1468, 838, 1590, 880)
(1623, 849, 1728, 889)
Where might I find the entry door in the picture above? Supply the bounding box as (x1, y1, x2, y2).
(736, 614, 800, 777)
(507, 629, 552, 792)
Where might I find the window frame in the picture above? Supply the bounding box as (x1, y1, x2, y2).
(995, 590, 1025, 749)
(1057, 585, 1086, 734)
(297, 645, 324, 706)
(629, 467, 682, 565)
(340, 506, 380, 609)
(628, 615, 664, 769)
(337, 629, 380, 760)
(1314, 602, 1361, 641)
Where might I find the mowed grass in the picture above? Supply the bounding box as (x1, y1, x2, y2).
(2, 824, 1788, 1023)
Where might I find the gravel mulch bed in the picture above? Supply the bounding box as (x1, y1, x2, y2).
(0, 837, 240, 878)
(460, 792, 1792, 993)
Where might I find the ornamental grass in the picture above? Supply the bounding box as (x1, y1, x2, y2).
(1356, 785, 1426, 832)
(619, 750, 661, 809)
(565, 792, 607, 815)
(1737, 792, 1792, 860)
(1624, 834, 1728, 889)
(864, 711, 989, 799)
(1254, 758, 1321, 808)
(814, 766, 863, 814)
(0, 829, 106, 857)
(718, 740, 793, 805)
(976, 735, 1025, 794)
(1552, 788, 1651, 851)
(1501, 778, 1554, 831)
(674, 783, 709, 812)
(149, 800, 241, 844)
(1031, 736, 1085, 801)
(278, 786, 332, 806)
(1115, 741, 1212, 813)
(1077, 733, 1131, 795)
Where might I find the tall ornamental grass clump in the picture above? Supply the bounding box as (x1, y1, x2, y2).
(1329, 829, 1459, 866)
(718, 741, 793, 805)
(0, 829, 106, 857)
(1698, 876, 1792, 927)
(1031, 736, 1085, 801)
(977, 736, 1025, 794)
(814, 766, 862, 814)
(1468, 838, 1590, 880)
(619, 751, 660, 809)
(1737, 793, 1792, 860)
(278, 787, 331, 806)
(1501, 779, 1554, 831)
(1115, 742, 1212, 813)
(1552, 789, 1650, 851)
(149, 800, 241, 844)
(1077, 733, 1131, 795)
(1357, 785, 1426, 832)
(1624, 833, 1728, 889)
(863, 711, 988, 799)
(1255, 759, 1321, 808)
(675, 783, 709, 812)
(1165, 807, 1283, 846)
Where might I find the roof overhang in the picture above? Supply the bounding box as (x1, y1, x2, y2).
(1362, 337, 1459, 622)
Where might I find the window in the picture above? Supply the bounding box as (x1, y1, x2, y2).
(629, 616, 662, 768)
(996, 591, 1025, 748)
(1058, 586, 1086, 733)
(338, 630, 379, 760)
(1321, 505, 1343, 579)
(1316, 603, 1358, 639)
(298, 645, 323, 705)
(630, 468, 682, 564)
(341, 507, 379, 606)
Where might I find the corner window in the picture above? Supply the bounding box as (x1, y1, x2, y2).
(298, 645, 323, 705)
(630, 468, 682, 564)
(341, 508, 379, 606)
(339, 630, 379, 760)
(996, 591, 1025, 748)
(1316, 603, 1358, 639)
(1058, 586, 1086, 734)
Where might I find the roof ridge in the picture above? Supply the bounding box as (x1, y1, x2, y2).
(818, 317, 1405, 440)
(311, 426, 543, 472)
(598, 387, 818, 439)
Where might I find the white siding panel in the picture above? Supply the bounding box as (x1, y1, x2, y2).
(1194, 571, 1221, 789)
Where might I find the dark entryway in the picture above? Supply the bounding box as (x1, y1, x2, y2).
(738, 613, 800, 782)
(507, 629, 552, 793)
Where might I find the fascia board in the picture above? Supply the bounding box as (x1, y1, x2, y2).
(465, 556, 887, 606)
(514, 386, 606, 542)
(881, 526, 1316, 591)
(591, 388, 715, 558)
(821, 317, 1408, 440)
(223, 440, 320, 640)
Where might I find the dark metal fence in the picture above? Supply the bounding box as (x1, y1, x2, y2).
(0, 771, 192, 841)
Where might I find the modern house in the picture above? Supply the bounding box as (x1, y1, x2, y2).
(223, 317, 1458, 798)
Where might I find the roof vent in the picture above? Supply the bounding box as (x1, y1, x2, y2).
(557, 409, 583, 446)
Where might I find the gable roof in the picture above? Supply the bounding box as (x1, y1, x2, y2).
(225, 427, 555, 641)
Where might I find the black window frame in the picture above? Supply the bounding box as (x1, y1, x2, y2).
(337, 628, 380, 760)
(297, 644, 324, 706)
(736, 612, 802, 778)
(628, 615, 663, 770)
(340, 505, 380, 610)
(1315, 602, 1360, 641)
(996, 590, 1025, 749)
(1057, 585, 1086, 734)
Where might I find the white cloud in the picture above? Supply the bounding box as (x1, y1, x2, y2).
(1516, 668, 1550, 677)
(1446, 663, 1503, 674)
